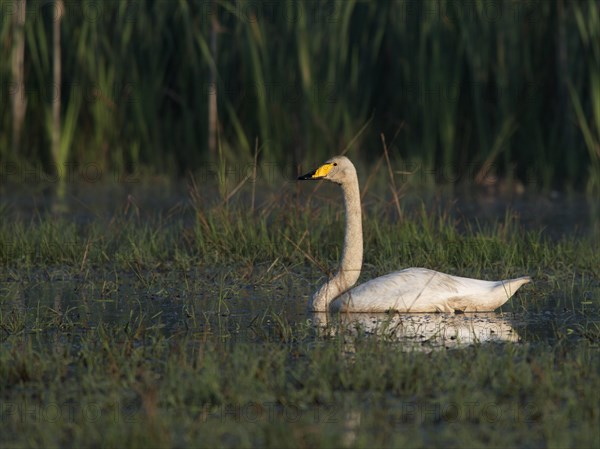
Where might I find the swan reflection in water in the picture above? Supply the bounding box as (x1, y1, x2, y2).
(310, 312, 519, 351)
(308, 312, 520, 445)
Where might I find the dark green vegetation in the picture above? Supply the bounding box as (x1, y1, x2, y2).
(1, 321, 598, 448)
(2, 0, 599, 446)
(1, 0, 599, 190)
(1, 184, 599, 448)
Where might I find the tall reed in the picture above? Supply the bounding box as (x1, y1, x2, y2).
(0, 0, 597, 191)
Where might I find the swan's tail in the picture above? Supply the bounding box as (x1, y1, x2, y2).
(512, 275, 531, 285)
(473, 276, 531, 311)
(501, 276, 531, 295)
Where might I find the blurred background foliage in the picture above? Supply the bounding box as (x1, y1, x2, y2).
(0, 0, 599, 191)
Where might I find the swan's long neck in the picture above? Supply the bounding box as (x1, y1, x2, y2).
(310, 174, 363, 311)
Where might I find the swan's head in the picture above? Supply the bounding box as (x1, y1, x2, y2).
(297, 156, 356, 185)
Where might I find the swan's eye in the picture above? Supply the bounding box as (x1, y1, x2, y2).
(333, 163, 337, 166)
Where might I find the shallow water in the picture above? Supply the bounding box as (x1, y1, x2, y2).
(1, 183, 599, 349)
(2, 266, 597, 350)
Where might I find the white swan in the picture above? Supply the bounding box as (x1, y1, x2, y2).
(298, 156, 531, 313)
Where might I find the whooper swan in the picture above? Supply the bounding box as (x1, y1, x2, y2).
(298, 156, 531, 313)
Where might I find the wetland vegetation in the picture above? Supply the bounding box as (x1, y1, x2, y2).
(1, 0, 600, 447)
(1, 0, 599, 191)
(1, 180, 599, 448)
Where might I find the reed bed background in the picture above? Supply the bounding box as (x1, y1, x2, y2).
(0, 0, 599, 191)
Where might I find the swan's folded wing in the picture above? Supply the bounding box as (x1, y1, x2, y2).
(335, 268, 505, 313)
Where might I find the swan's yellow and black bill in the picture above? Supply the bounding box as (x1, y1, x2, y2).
(298, 163, 334, 180)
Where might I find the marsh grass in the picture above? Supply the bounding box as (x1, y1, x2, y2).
(2, 188, 597, 280)
(0, 316, 598, 448)
(0, 182, 599, 448)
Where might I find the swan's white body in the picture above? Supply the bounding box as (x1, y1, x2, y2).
(328, 267, 529, 313)
(298, 156, 530, 313)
